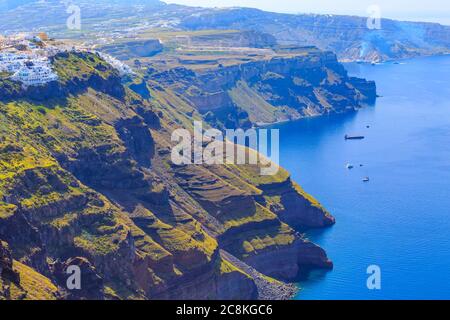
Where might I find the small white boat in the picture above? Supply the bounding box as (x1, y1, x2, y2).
(363, 177, 370, 182)
(346, 164, 354, 169)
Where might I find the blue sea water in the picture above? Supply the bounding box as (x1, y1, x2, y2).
(272, 55, 450, 300)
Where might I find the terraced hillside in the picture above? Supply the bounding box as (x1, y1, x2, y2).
(0, 51, 335, 300)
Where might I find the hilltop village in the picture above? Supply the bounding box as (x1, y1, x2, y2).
(0, 33, 132, 87)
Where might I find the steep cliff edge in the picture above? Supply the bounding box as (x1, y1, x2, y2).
(0, 51, 334, 300)
(1, 2, 448, 62)
(178, 7, 450, 62)
(1, 240, 58, 300)
(146, 49, 376, 128)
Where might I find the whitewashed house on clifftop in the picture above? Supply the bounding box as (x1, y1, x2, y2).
(0, 37, 59, 87)
(11, 64, 58, 86)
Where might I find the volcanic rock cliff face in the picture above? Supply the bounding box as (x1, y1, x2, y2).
(0, 240, 58, 300)
(178, 7, 450, 62)
(0, 51, 335, 300)
(148, 49, 376, 128)
(185, 30, 277, 49)
(101, 39, 164, 60)
(1, 2, 448, 62)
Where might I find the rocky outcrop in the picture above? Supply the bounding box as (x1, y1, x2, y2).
(349, 77, 377, 104)
(215, 266, 258, 300)
(220, 250, 296, 300)
(150, 252, 258, 300)
(0, 240, 58, 300)
(186, 30, 277, 49)
(148, 50, 376, 127)
(188, 91, 234, 113)
(115, 116, 155, 168)
(243, 238, 332, 281)
(101, 39, 163, 60)
(0, 241, 19, 286)
(258, 178, 335, 229)
(51, 257, 104, 300)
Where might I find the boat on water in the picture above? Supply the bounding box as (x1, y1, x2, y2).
(363, 177, 370, 182)
(345, 134, 365, 140)
(346, 163, 354, 169)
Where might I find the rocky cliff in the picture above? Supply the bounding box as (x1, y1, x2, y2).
(101, 40, 164, 60)
(0, 51, 334, 300)
(183, 30, 277, 49)
(147, 49, 376, 128)
(1, 240, 58, 300)
(1, 2, 448, 62)
(178, 7, 450, 62)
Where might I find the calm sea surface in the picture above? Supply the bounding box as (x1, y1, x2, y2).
(272, 55, 450, 299)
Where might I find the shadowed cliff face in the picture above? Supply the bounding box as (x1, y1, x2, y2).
(0, 240, 58, 300)
(0, 51, 334, 300)
(147, 50, 376, 128)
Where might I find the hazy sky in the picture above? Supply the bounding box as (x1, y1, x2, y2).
(165, 0, 450, 25)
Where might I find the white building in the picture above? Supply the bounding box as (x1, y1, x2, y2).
(98, 52, 134, 76)
(0, 53, 27, 73)
(1, 61, 22, 73)
(0, 47, 58, 86)
(1, 34, 133, 86)
(12, 64, 58, 86)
